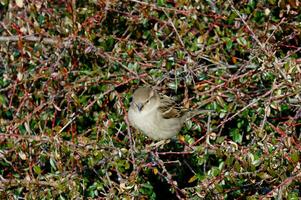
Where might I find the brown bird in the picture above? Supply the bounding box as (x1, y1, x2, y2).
(128, 87, 204, 140)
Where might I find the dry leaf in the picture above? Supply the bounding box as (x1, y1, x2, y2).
(16, 0, 24, 8)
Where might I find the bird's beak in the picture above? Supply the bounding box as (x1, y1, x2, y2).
(136, 103, 143, 111)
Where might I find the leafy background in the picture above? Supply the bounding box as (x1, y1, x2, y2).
(0, 0, 301, 199)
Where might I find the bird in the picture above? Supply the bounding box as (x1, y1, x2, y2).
(128, 87, 203, 140)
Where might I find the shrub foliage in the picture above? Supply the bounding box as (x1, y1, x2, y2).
(0, 0, 301, 199)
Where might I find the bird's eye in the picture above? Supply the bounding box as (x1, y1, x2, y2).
(146, 99, 150, 104)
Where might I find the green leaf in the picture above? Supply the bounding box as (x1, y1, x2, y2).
(288, 192, 299, 200)
(0, 94, 7, 105)
(157, 0, 165, 6)
(237, 37, 247, 46)
(290, 152, 299, 163)
(33, 165, 42, 175)
(38, 14, 45, 25)
(210, 166, 220, 176)
(230, 128, 242, 143)
(225, 38, 233, 50)
(50, 158, 57, 170)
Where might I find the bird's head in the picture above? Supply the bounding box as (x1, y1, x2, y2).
(131, 87, 159, 112)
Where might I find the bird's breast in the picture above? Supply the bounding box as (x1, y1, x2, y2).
(128, 108, 182, 140)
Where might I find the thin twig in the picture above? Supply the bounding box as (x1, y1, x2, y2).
(128, 0, 195, 15)
(0, 35, 69, 45)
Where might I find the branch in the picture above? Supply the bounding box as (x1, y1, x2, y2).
(0, 35, 70, 46)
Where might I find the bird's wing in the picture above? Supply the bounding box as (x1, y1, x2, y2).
(158, 95, 187, 119)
